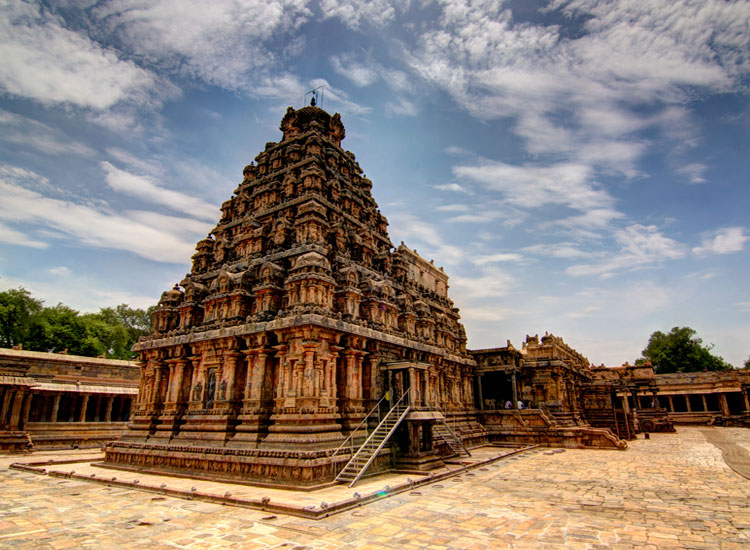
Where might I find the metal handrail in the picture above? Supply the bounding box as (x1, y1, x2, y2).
(434, 404, 471, 457)
(331, 394, 388, 461)
(345, 387, 411, 487)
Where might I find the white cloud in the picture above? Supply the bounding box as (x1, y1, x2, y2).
(693, 227, 749, 255)
(320, 0, 398, 29)
(459, 306, 511, 322)
(451, 266, 515, 299)
(523, 243, 592, 260)
(50, 266, 71, 276)
(101, 161, 218, 221)
(0, 166, 209, 263)
(404, 0, 750, 177)
(677, 162, 708, 184)
(454, 160, 620, 230)
(95, 0, 312, 91)
(472, 253, 524, 266)
(331, 54, 379, 87)
(385, 97, 418, 117)
(0, 109, 95, 156)
(388, 212, 465, 266)
(0, 221, 48, 249)
(434, 183, 470, 193)
(0, 0, 162, 110)
(566, 224, 686, 277)
(435, 204, 470, 212)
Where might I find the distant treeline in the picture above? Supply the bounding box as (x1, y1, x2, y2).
(0, 287, 153, 360)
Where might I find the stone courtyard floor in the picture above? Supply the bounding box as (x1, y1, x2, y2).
(1, 426, 749, 549)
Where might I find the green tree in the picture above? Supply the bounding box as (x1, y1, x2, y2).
(0, 287, 43, 347)
(3, 287, 154, 359)
(26, 303, 105, 357)
(744, 356, 750, 369)
(87, 304, 153, 359)
(638, 326, 733, 373)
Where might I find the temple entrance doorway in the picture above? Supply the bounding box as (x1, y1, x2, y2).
(205, 369, 217, 409)
(480, 371, 516, 409)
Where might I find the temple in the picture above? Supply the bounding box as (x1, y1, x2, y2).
(104, 105, 483, 487)
(102, 104, 748, 488)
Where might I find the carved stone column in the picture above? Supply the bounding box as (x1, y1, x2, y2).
(718, 393, 730, 416)
(78, 395, 89, 423)
(409, 366, 416, 405)
(152, 363, 164, 404)
(171, 359, 187, 403)
(21, 392, 33, 428)
(0, 388, 13, 428)
(222, 351, 240, 403)
(9, 390, 26, 429)
(51, 394, 61, 422)
(106, 396, 114, 422)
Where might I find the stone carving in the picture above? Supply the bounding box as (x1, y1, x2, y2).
(106, 103, 477, 486)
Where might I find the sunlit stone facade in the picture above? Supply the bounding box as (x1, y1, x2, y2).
(105, 106, 479, 486)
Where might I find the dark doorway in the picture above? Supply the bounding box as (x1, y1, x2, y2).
(206, 369, 217, 409)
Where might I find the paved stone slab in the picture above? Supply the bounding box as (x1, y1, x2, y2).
(1, 427, 749, 548)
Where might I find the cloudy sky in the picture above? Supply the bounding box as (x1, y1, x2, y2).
(1, 0, 749, 366)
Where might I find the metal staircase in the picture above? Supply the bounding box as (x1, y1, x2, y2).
(334, 389, 411, 487)
(433, 413, 471, 457)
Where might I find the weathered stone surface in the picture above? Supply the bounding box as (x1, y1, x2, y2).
(106, 105, 479, 485)
(0, 348, 139, 451)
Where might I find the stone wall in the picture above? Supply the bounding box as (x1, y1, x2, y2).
(0, 348, 139, 451)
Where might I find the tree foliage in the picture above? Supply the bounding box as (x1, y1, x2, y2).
(0, 287, 44, 347)
(638, 326, 733, 373)
(0, 287, 152, 359)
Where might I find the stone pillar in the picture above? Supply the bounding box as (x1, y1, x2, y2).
(719, 393, 730, 416)
(630, 390, 639, 411)
(667, 395, 674, 412)
(743, 388, 750, 412)
(152, 364, 164, 404)
(702, 394, 709, 412)
(223, 353, 240, 402)
(253, 352, 270, 401)
(21, 392, 33, 428)
(9, 389, 26, 429)
(1, 388, 16, 428)
(477, 374, 484, 410)
(51, 394, 61, 422)
(106, 396, 114, 422)
(409, 366, 416, 405)
(171, 360, 187, 403)
(511, 371, 519, 409)
(685, 394, 691, 412)
(78, 395, 89, 422)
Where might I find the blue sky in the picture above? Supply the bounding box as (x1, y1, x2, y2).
(1, 0, 749, 366)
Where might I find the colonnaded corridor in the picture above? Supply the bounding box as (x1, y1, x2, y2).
(1, 426, 749, 549)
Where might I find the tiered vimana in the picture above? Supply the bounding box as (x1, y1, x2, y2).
(104, 103, 481, 488)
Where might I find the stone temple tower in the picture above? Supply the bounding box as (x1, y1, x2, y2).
(105, 104, 483, 487)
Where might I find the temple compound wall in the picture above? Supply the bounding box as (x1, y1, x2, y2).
(0, 348, 138, 452)
(104, 105, 481, 487)
(590, 365, 750, 428)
